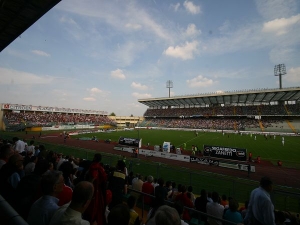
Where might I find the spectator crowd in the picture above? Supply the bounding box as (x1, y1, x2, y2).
(0, 136, 299, 225)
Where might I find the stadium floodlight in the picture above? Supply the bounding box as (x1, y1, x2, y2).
(166, 80, 173, 98)
(274, 64, 286, 89)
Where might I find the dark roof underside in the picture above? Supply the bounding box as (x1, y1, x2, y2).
(138, 87, 300, 107)
(0, 0, 61, 52)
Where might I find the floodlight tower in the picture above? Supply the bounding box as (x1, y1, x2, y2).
(166, 80, 173, 98)
(274, 64, 286, 89)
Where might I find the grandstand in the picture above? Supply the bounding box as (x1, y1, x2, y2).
(138, 87, 300, 134)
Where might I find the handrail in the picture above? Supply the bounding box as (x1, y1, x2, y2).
(127, 187, 238, 225)
(0, 195, 28, 225)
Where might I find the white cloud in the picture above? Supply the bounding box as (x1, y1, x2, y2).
(83, 97, 96, 101)
(262, 14, 300, 35)
(131, 82, 148, 90)
(184, 24, 201, 38)
(0, 67, 54, 85)
(57, 1, 174, 42)
(31, 50, 50, 57)
(125, 23, 142, 30)
(111, 69, 126, 79)
(219, 20, 231, 34)
(171, 3, 180, 12)
(113, 41, 147, 67)
(163, 41, 199, 60)
(60, 16, 79, 27)
(285, 67, 300, 83)
(132, 92, 152, 99)
(183, 1, 201, 14)
(255, 0, 298, 20)
(186, 75, 214, 88)
(88, 87, 103, 96)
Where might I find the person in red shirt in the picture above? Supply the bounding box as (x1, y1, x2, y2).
(83, 153, 107, 225)
(142, 175, 154, 206)
(175, 185, 194, 222)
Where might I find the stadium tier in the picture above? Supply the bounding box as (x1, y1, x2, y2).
(138, 87, 300, 133)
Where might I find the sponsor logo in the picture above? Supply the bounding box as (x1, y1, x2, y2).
(204, 147, 211, 154)
(236, 151, 246, 157)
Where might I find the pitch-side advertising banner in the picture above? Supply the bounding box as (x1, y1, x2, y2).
(118, 137, 141, 148)
(203, 145, 247, 161)
(162, 142, 170, 153)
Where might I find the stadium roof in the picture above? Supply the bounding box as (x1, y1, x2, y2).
(138, 87, 300, 108)
(0, 0, 61, 52)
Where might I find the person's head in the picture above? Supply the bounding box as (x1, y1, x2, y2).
(40, 170, 64, 196)
(33, 159, 49, 175)
(228, 199, 239, 212)
(260, 176, 273, 192)
(127, 195, 136, 209)
(147, 175, 153, 183)
(221, 194, 227, 201)
(0, 144, 14, 160)
(70, 181, 94, 213)
(157, 177, 164, 186)
(155, 205, 181, 225)
(93, 153, 102, 163)
(8, 153, 24, 170)
(201, 189, 207, 198)
(187, 185, 193, 193)
(107, 203, 130, 225)
(116, 160, 126, 171)
(212, 192, 219, 203)
(173, 201, 184, 217)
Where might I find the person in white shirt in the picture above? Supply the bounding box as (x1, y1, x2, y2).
(13, 137, 26, 155)
(244, 176, 276, 225)
(206, 192, 224, 225)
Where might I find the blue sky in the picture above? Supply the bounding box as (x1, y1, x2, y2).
(0, 0, 299, 116)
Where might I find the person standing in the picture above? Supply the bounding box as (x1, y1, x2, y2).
(84, 153, 107, 225)
(247, 164, 251, 177)
(244, 176, 276, 225)
(27, 170, 64, 225)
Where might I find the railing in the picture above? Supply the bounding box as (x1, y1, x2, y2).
(127, 188, 238, 225)
(0, 195, 28, 225)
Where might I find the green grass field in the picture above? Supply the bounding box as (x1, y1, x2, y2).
(76, 129, 300, 169)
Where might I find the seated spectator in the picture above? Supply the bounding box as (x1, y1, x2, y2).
(220, 194, 228, 207)
(0, 153, 24, 206)
(27, 170, 64, 225)
(127, 195, 141, 225)
(15, 159, 49, 219)
(49, 181, 94, 225)
(0, 144, 14, 170)
(24, 156, 38, 175)
(107, 203, 130, 225)
(194, 189, 209, 223)
(173, 201, 189, 225)
(142, 175, 154, 206)
(206, 192, 224, 225)
(174, 185, 194, 223)
(147, 205, 181, 225)
(223, 198, 243, 224)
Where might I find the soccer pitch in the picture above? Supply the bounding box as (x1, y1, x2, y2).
(77, 129, 300, 169)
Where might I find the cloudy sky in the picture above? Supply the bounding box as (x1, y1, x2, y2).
(0, 0, 299, 116)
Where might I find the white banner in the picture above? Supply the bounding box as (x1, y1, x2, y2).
(162, 142, 170, 153)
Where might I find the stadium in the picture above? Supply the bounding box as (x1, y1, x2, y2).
(1, 1, 300, 225)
